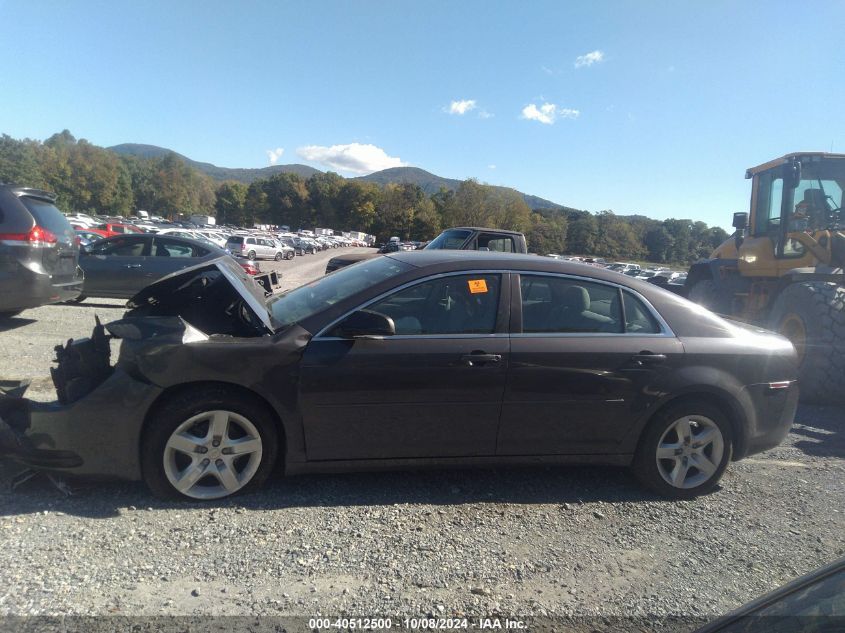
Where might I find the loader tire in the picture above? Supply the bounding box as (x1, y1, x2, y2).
(768, 282, 845, 404)
(688, 279, 732, 315)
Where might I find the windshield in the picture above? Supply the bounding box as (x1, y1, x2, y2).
(268, 255, 413, 329)
(424, 229, 471, 250)
(792, 158, 844, 230)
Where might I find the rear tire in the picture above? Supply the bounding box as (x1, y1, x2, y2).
(633, 400, 733, 500)
(285, 250, 294, 260)
(247, 250, 257, 260)
(688, 279, 732, 314)
(274, 252, 283, 261)
(141, 386, 279, 500)
(768, 282, 845, 404)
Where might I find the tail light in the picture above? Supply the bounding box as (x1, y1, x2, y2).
(0, 225, 59, 246)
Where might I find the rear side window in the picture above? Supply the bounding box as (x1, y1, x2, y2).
(91, 236, 148, 257)
(20, 197, 73, 237)
(520, 275, 622, 334)
(622, 291, 661, 334)
(152, 237, 197, 257)
(477, 234, 514, 252)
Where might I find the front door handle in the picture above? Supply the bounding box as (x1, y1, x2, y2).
(630, 353, 667, 365)
(461, 352, 502, 367)
(123, 264, 142, 268)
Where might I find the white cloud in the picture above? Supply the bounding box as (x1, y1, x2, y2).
(487, 164, 497, 170)
(296, 143, 405, 175)
(446, 99, 477, 115)
(520, 102, 580, 125)
(478, 110, 494, 119)
(266, 147, 285, 165)
(574, 50, 605, 68)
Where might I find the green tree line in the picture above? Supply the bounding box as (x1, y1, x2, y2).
(0, 130, 728, 264)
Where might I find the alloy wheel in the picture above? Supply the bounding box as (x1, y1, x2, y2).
(655, 415, 724, 489)
(163, 410, 263, 499)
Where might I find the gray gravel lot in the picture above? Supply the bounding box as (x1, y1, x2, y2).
(0, 247, 843, 625)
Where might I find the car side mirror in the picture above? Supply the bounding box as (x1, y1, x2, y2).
(335, 310, 395, 338)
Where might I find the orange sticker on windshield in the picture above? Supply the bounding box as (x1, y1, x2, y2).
(468, 279, 488, 294)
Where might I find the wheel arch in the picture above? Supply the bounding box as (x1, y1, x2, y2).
(140, 380, 288, 463)
(631, 389, 748, 461)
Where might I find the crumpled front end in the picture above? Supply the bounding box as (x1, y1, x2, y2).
(0, 258, 285, 481)
(0, 369, 162, 480)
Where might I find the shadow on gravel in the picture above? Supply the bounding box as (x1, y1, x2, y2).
(0, 317, 37, 332)
(0, 464, 681, 519)
(792, 404, 845, 459)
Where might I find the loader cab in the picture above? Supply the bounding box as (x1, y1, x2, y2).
(737, 153, 845, 277)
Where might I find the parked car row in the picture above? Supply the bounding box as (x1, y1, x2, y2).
(547, 255, 687, 286)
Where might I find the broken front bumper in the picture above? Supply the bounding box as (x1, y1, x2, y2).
(0, 369, 162, 480)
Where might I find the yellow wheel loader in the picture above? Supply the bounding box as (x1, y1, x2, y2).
(685, 153, 845, 403)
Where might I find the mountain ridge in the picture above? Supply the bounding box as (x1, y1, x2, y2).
(108, 143, 564, 210)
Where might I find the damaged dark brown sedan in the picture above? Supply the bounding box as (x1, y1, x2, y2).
(0, 252, 799, 500)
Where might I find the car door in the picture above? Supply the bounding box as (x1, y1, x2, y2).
(146, 237, 208, 283)
(299, 272, 510, 460)
(81, 235, 152, 296)
(497, 273, 684, 456)
(259, 238, 276, 258)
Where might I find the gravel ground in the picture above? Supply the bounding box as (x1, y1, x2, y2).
(0, 247, 843, 626)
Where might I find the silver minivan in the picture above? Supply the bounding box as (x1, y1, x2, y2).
(225, 235, 286, 260)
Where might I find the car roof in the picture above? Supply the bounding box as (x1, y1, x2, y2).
(448, 226, 525, 236)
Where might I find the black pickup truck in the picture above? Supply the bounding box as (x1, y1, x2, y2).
(325, 226, 528, 274)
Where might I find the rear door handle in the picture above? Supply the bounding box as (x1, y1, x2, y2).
(630, 353, 667, 365)
(123, 264, 142, 268)
(461, 353, 502, 366)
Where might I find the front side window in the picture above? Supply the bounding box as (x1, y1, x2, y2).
(754, 171, 784, 237)
(364, 274, 502, 335)
(520, 275, 622, 333)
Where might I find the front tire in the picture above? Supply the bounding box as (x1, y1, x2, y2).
(141, 387, 279, 500)
(274, 252, 283, 261)
(285, 250, 294, 260)
(633, 400, 733, 499)
(768, 282, 845, 404)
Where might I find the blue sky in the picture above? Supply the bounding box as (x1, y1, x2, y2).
(1, 0, 843, 229)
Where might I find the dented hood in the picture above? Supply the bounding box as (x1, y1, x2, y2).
(126, 256, 277, 333)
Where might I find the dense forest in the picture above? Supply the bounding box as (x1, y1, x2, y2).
(0, 131, 730, 264)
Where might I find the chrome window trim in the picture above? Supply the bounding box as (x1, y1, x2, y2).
(515, 270, 676, 337)
(313, 268, 675, 339)
(314, 269, 507, 339)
